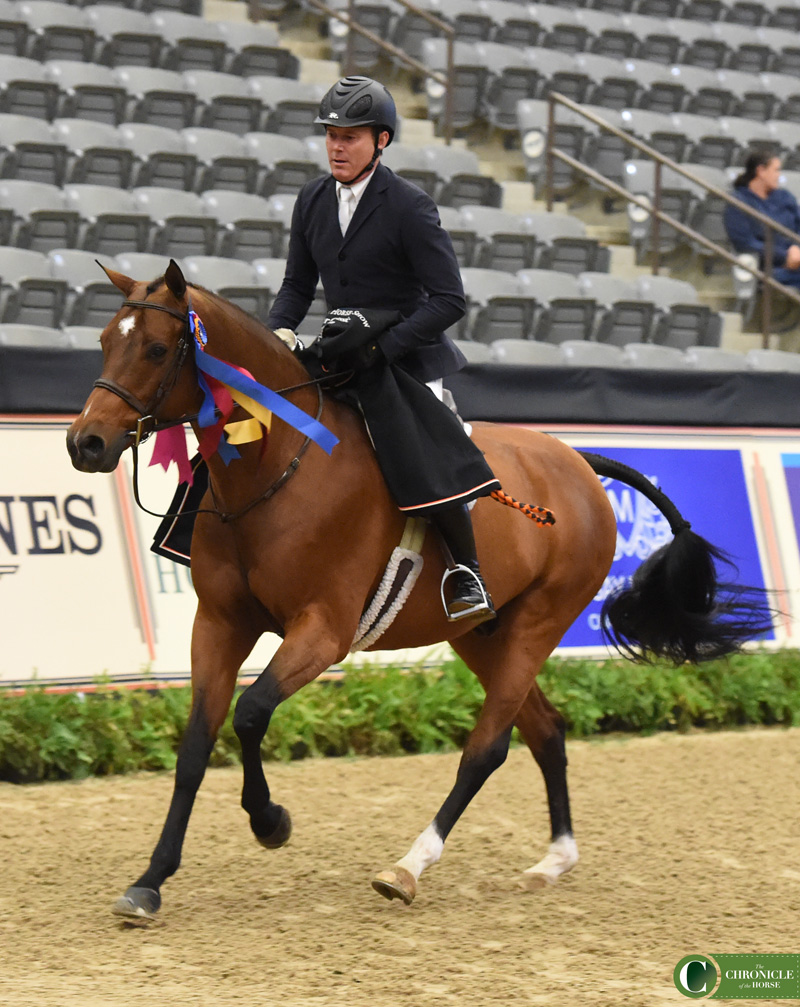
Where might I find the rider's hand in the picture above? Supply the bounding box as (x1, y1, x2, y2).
(785, 244, 800, 270)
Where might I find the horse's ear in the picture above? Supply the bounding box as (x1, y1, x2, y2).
(96, 261, 135, 297)
(164, 259, 187, 300)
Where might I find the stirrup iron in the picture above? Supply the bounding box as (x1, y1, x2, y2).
(440, 563, 492, 622)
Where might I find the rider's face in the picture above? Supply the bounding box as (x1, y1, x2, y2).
(325, 125, 387, 183)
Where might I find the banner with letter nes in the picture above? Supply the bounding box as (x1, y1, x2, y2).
(1, 417, 798, 687)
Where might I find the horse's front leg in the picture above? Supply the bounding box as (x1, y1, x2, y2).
(233, 607, 345, 847)
(112, 605, 260, 921)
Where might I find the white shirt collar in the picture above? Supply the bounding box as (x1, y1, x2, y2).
(335, 163, 378, 205)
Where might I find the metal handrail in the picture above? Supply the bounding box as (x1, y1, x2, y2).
(544, 91, 800, 348)
(255, 0, 456, 145)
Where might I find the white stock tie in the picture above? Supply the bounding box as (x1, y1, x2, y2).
(338, 186, 355, 235)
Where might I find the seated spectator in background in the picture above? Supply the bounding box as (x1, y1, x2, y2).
(724, 149, 800, 288)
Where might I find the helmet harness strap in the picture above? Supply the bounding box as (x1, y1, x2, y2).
(338, 135, 383, 187)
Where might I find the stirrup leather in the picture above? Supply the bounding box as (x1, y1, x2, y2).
(440, 563, 492, 622)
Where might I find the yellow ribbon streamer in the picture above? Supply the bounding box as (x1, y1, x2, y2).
(222, 387, 273, 445)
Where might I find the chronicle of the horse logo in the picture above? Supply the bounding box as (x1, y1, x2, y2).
(0, 564, 19, 579)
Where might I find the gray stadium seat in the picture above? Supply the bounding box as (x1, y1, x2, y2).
(490, 338, 563, 364)
(84, 5, 167, 68)
(459, 204, 539, 272)
(482, 0, 541, 48)
(437, 204, 479, 267)
(114, 250, 178, 283)
(0, 0, 30, 57)
(247, 76, 326, 139)
(215, 20, 297, 79)
(243, 132, 323, 197)
(714, 25, 774, 75)
(182, 254, 270, 318)
(0, 178, 79, 250)
(437, 0, 495, 42)
(619, 107, 692, 164)
(518, 268, 597, 343)
(622, 158, 696, 260)
(118, 121, 196, 189)
(63, 324, 102, 349)
(182, 126, 259, 193)
(524, 210, 610, 275)
(685, 345, 749, 369)
(531, 4, 590, 55)
(746, 347, 800, 371)
(131, 185, 216, 256)
(636, 273, 721, 348)
(579, 8, 638, 59)
(578, 271, 657, 344)
(64, 183, 152, 254)
(201, 188, 282, 260)
(560, 339, 627, 366)
(251, 255, 286, 296)
(0, 112, 67, 185)
(451, 338, 493, 363)
(51, 118, 134, 189)
(421, 144, 502, 208)
(380, 142, 440, 198)
(325, 0, 398, 72)
(479, 41, 542, 135)
(45, 61, 128, 127)
(622, 341, 689, 368)
(0, 322, 67, 347)
(18, 0, 98, 63)
(517, 98, 590, 195)
(184, 69, 264, 135)
(150, 10, 228, 72)
(460, 266, 536, 342)
(421, 38, 491, 132)
(0, 245, 67, 326)
(575, 53, 640, 110)
(47, 247, 118, 326)
(113, 65, 197, 130)
(0, 55, 60, 120)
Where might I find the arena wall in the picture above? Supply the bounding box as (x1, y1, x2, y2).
(2, 416, 798, 688)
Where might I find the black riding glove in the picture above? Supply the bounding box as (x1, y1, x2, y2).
(317, 308, 402, 371)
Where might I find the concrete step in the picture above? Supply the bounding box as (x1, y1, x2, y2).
(203, 0, 249, 22)
(298, 56, 340, 84)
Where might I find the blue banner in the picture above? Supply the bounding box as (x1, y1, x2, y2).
(560, 447, 771, 648)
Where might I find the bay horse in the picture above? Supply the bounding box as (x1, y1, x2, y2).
(66, 261, 769, 920)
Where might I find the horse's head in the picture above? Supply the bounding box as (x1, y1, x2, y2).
(67, 260, 200, 473)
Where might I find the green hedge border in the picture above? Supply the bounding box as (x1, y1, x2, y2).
(2, 650, 800, 783)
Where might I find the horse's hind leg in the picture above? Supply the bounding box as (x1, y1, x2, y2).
(112, 607, 259, 921)
(372, 629, 550, 906)
(514, 681, 579, 890)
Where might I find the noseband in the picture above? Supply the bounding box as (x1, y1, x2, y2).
(93, 297, 192, 444)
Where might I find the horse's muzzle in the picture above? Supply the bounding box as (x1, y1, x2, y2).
(66, 425, 129, 473)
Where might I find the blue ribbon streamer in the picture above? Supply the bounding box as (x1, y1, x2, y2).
(192, 343, 339, 456)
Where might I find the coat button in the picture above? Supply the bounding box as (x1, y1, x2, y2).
(338, 252, 346, 261)
(341, 278, 349, 286)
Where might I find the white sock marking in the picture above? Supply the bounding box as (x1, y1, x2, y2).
(523, 834, 579, 884)
(396, 823, 444, 881)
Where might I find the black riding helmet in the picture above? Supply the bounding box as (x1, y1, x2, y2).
(314, 76, 397, 144)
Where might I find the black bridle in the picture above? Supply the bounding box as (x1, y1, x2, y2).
(92, 293, 329, 523)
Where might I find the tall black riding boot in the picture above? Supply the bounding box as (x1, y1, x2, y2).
(432, 504, 496, 624)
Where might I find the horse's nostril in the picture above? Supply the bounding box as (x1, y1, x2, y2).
(80, 434, 107, 461)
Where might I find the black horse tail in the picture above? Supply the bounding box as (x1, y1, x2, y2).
(579, 452, 774, 664)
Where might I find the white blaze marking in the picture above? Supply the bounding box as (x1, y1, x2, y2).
(396, 823, 444, 881)
(82, 403, 91, 418)
(119, 316, 135, 337)
(523, 833, 579, 885)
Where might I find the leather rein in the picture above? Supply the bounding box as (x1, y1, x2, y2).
(93, 294, 325, 524)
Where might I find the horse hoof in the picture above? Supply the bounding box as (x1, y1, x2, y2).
(372, 867, 416, 905)
(254, 805, 292, 849)
(519, 869, 557, 892)
(112, 886, 161, 920)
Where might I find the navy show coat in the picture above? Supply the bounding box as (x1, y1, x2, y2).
(267, 162, 468, 383)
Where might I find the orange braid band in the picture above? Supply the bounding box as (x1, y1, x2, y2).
(490, 489, 556, 526)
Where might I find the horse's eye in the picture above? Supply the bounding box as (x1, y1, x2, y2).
(147, 343, 168, 361)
